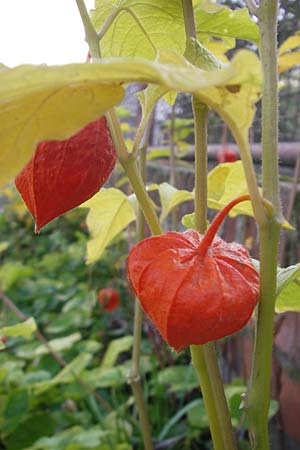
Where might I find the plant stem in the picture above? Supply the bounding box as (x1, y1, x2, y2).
(193, 99, 208, 232)
(75, 3, 156, 447)
(128, 134, 154, 450)
(75, 0, 129, 163)
(123, 158, 162, 235)
(75, 0, 100, 58)
(191, 344, 236, 450)
(247, 1, 282, 449)
(182, 0, 197, 39)
(182, 3, 237, 447)
(191, 97, 237, 450)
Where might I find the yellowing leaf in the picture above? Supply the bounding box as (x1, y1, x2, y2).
(278, 33, 300, 73)
(278, 52, 300, 73)
(158, 182, 194, 222)
(0, 64, 124, 189)
(207, 162, 293, 229)
(91, 0, 186, 59)
(1, 54, 238, 190)
(82, 188, 136, 264)
(197, 50, 261, 139)
(207, 161, 254, 217)
(279, 34, 300, 55)
(1, 318, 37, 340)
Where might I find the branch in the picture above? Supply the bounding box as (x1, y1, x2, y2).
(246, 0, 260, 16)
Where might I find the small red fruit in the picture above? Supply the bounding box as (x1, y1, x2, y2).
(128, 195, 259, 351)
(15, 117, 116, 232)
(98, 288, 120, 312)
(217, 147, 238, 163)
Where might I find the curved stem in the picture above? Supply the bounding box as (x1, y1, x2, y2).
(198, 194, 251, 255)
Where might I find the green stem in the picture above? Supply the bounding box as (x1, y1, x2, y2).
(191, 97, 237, 450)
(169, 104, 178, 231)
(193, 99, 208, 232)
(75, 0, 101, 58)
(128, 147, 153, 450)
(75, 3, 157, 448)
(75, 0, 129, 162)
(184, 3, 237, 448)
(122, 158, 162, 236)
(191, 343, 236, 450)
(248, 1, 282, 449)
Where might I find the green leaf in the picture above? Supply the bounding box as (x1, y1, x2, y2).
(2, 389, 30, 435)
(1, 318, 37, 340)
(184, 37, 225, 71)
(5, 413, 55, 450)
(187, 399, 209, 430)
(195, 2, 259, 44)
(276, 263, 300, 313)
(0, 242, 9, 254)
(181, 213, 209, 231)
(25, 426, 110, 450)
(34, 353, 92, 394)
(159, 399, 202, 439)
(4, 389, 29, 421)
(0, 64, 124, 189)
(82, 188, 136, 264)
(158, 182, 194, 222)
(157, 365, 199, 393)
(91, 0, 186, 59)
(101, 335, 133, 369)
(32, 333, 82, 357)
(0, 262, 34, 290)
(82, 365, 129, 389)
(251, 260, 300, 313)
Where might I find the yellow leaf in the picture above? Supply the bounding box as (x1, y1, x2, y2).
(207, 161, 294, 229)
(82, 188, 136, 264)
(0, 64, 124, 189)
(278, 52, 300, 73)
(278, 33, 300, 73)
(1, 317, 37, 340)
(158, 182, 194, 222)
(208, 161, 254, 217)
(1, 56, 237, 189)
(279, 34, 300, 55)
